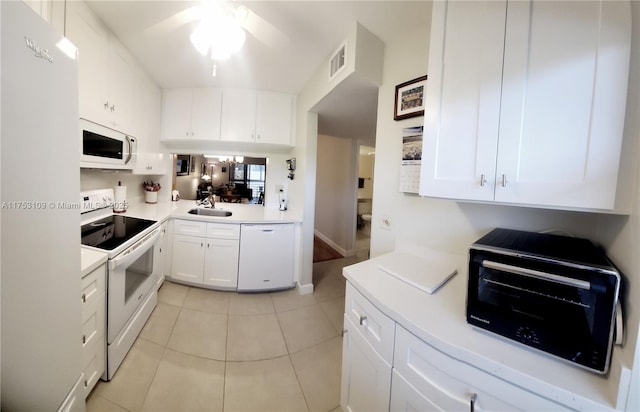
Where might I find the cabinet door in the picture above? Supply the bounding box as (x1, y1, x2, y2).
(161, 88, 194, 140)
(220, 89, 257, 142)
(203, 238, 239, 290)
(341, 316, 392, 412)
(171, 234, 205, 284)
(495, 1, 631, 209)
(155, 222, 167, 288)
(106, 36, 135, 134)
(65, 0, 109, 125)
(419, 1, 505, 202)
(191, 88, 222, 140)
(255, 92, 294, 145)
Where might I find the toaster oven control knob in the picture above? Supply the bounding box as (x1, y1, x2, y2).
(516, 327, 539, 345)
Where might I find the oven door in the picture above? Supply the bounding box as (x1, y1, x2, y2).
(466, 249, 619, 373)
(107, 228, 160, 343)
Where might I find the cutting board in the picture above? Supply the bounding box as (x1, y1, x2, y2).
(376, 250, 460, 294)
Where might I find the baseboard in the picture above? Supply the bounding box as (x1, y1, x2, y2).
(314, 230, 355, 257)
(297, 282, 314, 295)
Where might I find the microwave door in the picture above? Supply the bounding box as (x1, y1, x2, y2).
(83, 130, 124, 161)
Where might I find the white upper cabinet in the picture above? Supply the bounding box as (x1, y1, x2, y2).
(420, 1, 505, 203)
(420, 0, 631, 212)
(221, 89, 295, 146)
(133, 71, 166, 175)
(161, 88, 222, 141)
(66, 0, 135, 135)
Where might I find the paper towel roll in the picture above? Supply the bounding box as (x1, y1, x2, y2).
(114, 185, 127, 213)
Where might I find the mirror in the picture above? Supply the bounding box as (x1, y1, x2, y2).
(173, 154, 266, 204)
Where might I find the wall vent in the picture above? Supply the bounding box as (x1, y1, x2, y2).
(329, 43, 347, 81)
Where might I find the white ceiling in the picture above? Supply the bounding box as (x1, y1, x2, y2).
(86, 1, 431, 144)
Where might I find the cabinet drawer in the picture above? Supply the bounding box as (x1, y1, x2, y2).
(390, 369, 441, 412)
(207, 222, 240, 239)
(394, 326, 564, 411)
(81, 264, 105, 310)
(345, 283, 395, 363)
(173, 219, 207, 237)
(82, 332, 105, 398)
(82, 295, 105, 351)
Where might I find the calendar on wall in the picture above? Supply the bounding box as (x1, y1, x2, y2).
(399, 126, 423, 193)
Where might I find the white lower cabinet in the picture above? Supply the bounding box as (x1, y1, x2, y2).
(392, 326, 519, 412)
(390, 370, 440, 412)
(80, 263, 105, 398)
(343, 282, 570, 412)
(170, 219, 240, 290)
(341, 315, 392, 412)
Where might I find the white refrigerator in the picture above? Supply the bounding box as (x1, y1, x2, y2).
(1, 2, 85, 410)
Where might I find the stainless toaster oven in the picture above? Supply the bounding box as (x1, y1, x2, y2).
(466, 228, 621, 374)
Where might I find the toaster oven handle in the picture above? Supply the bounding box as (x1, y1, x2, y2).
(482, 260, 591, 290)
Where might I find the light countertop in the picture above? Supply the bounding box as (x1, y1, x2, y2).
(343, 251, 630, 412)
(121, 200, 303, 225)
(81, 246, 108, 277)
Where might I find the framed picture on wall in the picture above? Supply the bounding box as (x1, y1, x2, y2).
(394, 75, 427, 121)
(176, 155, 190, 176)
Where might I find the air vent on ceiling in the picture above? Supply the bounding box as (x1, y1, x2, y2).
(329, 43, 347, 81)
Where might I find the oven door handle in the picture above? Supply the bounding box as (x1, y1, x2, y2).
(109, 228, 160, 270)
(482, 260, 591, 290)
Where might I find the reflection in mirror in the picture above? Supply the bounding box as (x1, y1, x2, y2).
(173, 154, 266, 204)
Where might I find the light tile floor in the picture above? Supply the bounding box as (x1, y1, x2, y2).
(87, 249, 368, 412)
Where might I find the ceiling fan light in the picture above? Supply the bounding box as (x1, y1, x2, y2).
(227, 25, 246, 53)
(190, 23, 212, 56)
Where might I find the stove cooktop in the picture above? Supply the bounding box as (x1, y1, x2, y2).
(81, 215, 156, 251)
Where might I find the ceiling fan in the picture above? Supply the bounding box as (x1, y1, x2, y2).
(144, 0, 290, 58)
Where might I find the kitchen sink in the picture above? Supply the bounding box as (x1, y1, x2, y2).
(188, 208, 232, 217)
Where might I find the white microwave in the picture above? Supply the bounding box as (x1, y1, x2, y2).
(79, 119, 136, 170)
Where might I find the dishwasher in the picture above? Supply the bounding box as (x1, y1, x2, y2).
(238, 223, 295, 291)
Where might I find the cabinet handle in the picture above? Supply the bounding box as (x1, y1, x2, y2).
(359, 315, 367, 326)
(111, 105, 115, 112)
(470, 393, 477, 412)
(104, 101, 109, 110)
(256, 134, 261, 140)
(186, 132, 189, 137)
(201, 242, 204, 247)
(501, 174, 507, 187)
(82, 335, 86, 344)
(84, 380, 88, 388)
(341, 329, 348, 337)
(480, 174, 487, 187)
(81, 293, 86, 303)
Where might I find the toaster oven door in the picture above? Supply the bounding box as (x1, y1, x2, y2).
(466, 249, 619, 373)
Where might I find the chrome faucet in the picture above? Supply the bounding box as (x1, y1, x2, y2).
(205, 193, 215, 208)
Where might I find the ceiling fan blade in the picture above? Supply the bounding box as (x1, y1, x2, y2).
(144, 6, 202, 36)
(239, 6, 290, 50)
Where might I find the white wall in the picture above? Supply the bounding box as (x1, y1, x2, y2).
(80, 169, 172, 206)
(314, 134, 358, 255)
(370, 3, 639, 410)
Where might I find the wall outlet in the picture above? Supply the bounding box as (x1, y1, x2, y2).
(380, 215, 392, 230)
